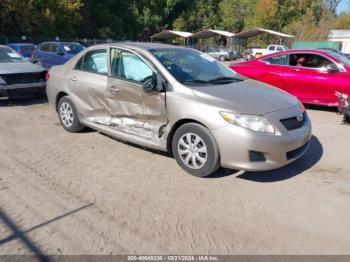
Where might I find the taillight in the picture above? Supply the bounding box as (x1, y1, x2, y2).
(45, 72, 50, 81)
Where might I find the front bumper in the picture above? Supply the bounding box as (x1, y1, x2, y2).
(212, 108, 312, 171)
(0, 82, 46, 96)
(0, 82, 46, 91)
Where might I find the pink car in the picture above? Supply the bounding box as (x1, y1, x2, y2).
(230, 49, 350, 107)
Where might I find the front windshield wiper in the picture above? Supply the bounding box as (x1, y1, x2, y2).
(208, 76, 243, 83)
(181, 79, 209, 84)
(181, 77, 244, 85)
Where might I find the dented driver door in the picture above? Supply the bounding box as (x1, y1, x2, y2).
(106, 48, 167, 140)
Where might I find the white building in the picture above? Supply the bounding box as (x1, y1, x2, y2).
(328, 30, 350, 54)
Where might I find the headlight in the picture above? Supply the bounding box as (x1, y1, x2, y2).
(220, 111, 275, 134)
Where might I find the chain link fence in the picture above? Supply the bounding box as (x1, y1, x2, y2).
(0, 36, 119, 47)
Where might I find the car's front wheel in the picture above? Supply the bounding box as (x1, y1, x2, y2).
(58, 96, 85, 132)
(172, 123, 220, 177)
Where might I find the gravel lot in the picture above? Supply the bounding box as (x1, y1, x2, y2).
(0, 96, 349, 255)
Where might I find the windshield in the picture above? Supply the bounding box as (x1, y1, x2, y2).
(328, 51, 350, 68)
(62, 43, 84, 55)
(150, 48, 243, 84)
(0, 47, 26, 63)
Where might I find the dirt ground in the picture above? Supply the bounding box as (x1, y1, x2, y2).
(0, 96, 349, 255)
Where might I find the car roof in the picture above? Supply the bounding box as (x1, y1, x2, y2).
(90, 41, 186, 51)
(0, 45, 14, 49)
(7, 43, 35, 46)
(39, 41, 80, 45)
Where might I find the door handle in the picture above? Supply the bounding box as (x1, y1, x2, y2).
(70, 76, 77, 82)
(109, 85, 120, 94)
(292, 68, 301, 72)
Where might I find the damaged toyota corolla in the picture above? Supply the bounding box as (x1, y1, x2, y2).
(47, 42, 312, 177)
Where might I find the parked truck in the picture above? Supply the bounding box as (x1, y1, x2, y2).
(244, 45, 288, 60)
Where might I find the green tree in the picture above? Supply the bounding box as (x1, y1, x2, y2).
(333, 12, 350, 29)
(0, 0, 82, 37)
(219, 0, 255, 32)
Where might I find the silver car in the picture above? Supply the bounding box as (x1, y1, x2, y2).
(0, 45, 46, 97)
(207, 47, 238, 61)
(47, 42, 312, 177)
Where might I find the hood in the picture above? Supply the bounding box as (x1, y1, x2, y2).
(0, 62, 45, 74)
(191, 79, 299, 115)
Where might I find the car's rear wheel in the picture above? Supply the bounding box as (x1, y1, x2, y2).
(172, 123, 220, 177)
(58, 96, 84, 132)
(219, 55, 226, 61)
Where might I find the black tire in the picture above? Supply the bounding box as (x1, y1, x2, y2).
(172, 123, 220, 177)
(57, 96, 85, 132)
(219, 55, 226, 61)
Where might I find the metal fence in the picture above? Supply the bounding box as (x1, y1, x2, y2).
(0, 36, 119, 47)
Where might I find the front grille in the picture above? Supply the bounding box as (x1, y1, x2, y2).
(286, 142, 309, 160)
(280, 112, 307, 131)
(1, 72, 46, 85)
(249, 151, 266, 162)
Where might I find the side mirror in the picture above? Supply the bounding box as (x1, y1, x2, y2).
(56, 49, 65, 56)
(327, 64, 339, 73)
(143, 73, 158, 93)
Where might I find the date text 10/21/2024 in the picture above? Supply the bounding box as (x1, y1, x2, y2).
(127, 255, 220, 261)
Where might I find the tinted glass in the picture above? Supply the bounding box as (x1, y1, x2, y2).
(0, 47, 25, 63)
(268, 46, 275, 51)
(62, 43, 84, 55)
(74, 56, 84, 70)
(40, 43, 51, 52)
(20, 45, 35, 52)
(327, 51, 350, 68)
(150, 48, 242, 84)
(80, 49, 107, 75)
(110, 48, 153, 83)
(289, 53, 334, 68)
(49, 44, 61, 53)
(262, 54, 288, 65)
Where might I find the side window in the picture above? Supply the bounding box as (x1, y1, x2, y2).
(276, 46, 283, 52)
(74, 56, 83, 70)
(110, 48, 153, 83)
(262, 54, 288, 65)
(48, 44, 59, 53)
(268, 46, 275, 51)
(40, 43, 50, 52)
(289, 53, 335, 69)
(80, 49, 108, 75)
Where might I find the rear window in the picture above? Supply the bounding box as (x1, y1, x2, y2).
(262, 54, 288, 65)
(62, 43, 84, 55)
